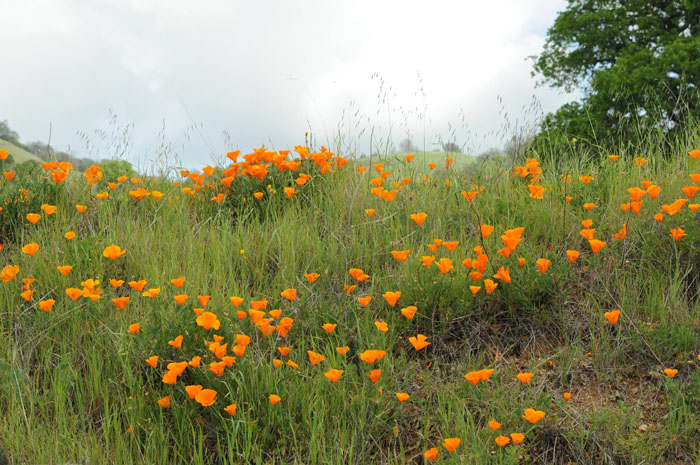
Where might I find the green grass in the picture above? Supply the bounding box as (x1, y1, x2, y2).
(1, 126, 700, 464)
(357, 151, 476, 174)
(0, 139, 42, 164)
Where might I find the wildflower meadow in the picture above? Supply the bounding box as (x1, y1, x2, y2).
(2, 124, 700, 464)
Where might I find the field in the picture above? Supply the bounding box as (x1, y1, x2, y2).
(1, 129, 700, 465)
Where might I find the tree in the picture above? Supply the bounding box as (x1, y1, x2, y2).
(441, 141, 461, 153)
(531, 0, 700, 144)
(398, 137, 417, 153)
(0, 119, 21, 146)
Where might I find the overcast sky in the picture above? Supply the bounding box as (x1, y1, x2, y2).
(1, 0, 577, 170)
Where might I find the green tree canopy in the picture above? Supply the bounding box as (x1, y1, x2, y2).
(532, 0, 700, 144)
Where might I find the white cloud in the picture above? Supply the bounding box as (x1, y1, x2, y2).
(0, 0, 576, 169)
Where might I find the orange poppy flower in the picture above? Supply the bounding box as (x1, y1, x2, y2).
(26, 213, 41, 224)
(670, 227, 686, 241)
(185, 385, 203, 400)
(493, 266, 511, 284)
(224, 404, 238, 416)
(563, 392, 572, 401)
(65, 288, 83, 301)
(421, 255, 435, 268)
(336, 346, 350, 355)
(565, 250, 579, 263)
(280, 288, 297, 301)
(64, 231, 76, 241)
(21, 243, 39, 256)
(442, 437, 460, 452)
(401, 305, 417, 319)
(489, 420, 501, 431)
(269, 394, 281, 405)
(142, 288, 160, 298)
(409, 334, 430, 351)
(435, 258, 453, 274)
(664, 368, 678, 378)
(523, 408, 546, 424)
(110, 279, 124, 288)
(424, 448, 438, 461)
(196, 311, 221, 330)
(57, 265, 73, 276)
(484, 279, 498, 294)
(170, 277, 186, 288)
(195, 389, 217, 407)
(536, 258, 550, 274)
(442, 241, 459, 252)
(367, 369, 382, 383)
(391, 250, 410, 262)
(410, 212, 427, 226)
(383, 291, 401, 307)
(357, 295, 372, 307)
(359, 350, 386, 364)
(250, 299, 268, 311)
(322, 323, 337, 333)
(396, 392, 410, 402)
(168, 335, 183, 349)
(469, 286, 481, 295)
(0, 265, 20, 283)
(112, 296, 130, 310)
(129, 323, 140, 335)
(589, 239, 606, 254)
(516, 372, 534, 384)
(37, 299, 55, 312)
(209, 361, 226, 376)
(304, 273, 320, 283)
(579, 176, 593, 185)
(375, 321, 389, 333)
(324, 369, 344, 383)
(229, 296, 244, 307)
(145, 356, 158, 368)
(604, 309, 620, 324)
(307, 350, 326, 365)
(495, 436, 511, 447)
(103, 245, 126, 260)
(158, 396, 171, 408)
(461, 191, 478, 202)
(479, 224, 495, 238)
(690, 150, 700, 159)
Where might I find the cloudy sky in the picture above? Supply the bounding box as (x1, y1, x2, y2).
(2, 0, 577, 170)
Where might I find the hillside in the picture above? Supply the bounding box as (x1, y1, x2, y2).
(1, 137, 700, 464)
(0, 139, 42, 164)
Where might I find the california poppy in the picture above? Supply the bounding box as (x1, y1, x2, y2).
(269, 394, 281, 405)
(21, 243, 39, 256)
(408, 334, 431, 351)
(523, 408, 546, 424)
(424, 448, 438, 460)
(664, 368, 678, 378)
(367, 369, 382, 383)
(410, 212, 427, 226)
(195, 389, 217, 407)
(495, 436, 511, 447)
(307, 350, 326, 365)
(489, 420, 501, 431)
(401, 305, 417, 319)
(322, 323, 337, 333)
(128, 323, 140, 335)
(383, 291, 401, 307)
(442, 438, 460, 452)
(336, 346, 350, 355)
(516, 372, 534, 384)
(158, 396, 171, 408)
(103, 245, 126, 260)
(185, 385, 203, 400)
(224, 404, 238, 416)
(604, 309, 620, 324)
(57, 265, 73, 276)
(38, 299, 55, 312)
(324, 369, 344, 383)
(168, 335, 183, 349)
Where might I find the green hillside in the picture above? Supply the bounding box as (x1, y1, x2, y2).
(0, 139, 42, 164)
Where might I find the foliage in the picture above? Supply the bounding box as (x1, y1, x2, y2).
(531, 0, 700, 145)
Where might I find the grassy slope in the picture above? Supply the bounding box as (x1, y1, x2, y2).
(1, 133, 700, 464)
(0, 139, 42, 164)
